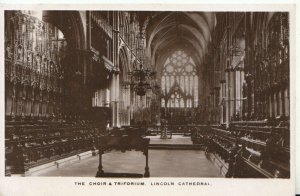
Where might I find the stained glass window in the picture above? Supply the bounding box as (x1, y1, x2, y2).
(161, 50, 199, 108)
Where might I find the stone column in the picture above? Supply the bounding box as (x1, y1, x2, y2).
(111, 74, 120, 127)
(110, 74, 115, 126)
(273, 93, 277, 117)
(11, 84, 16, 119)
(220, 105, 224, 124)
(115, 74, 120, 127)
(225, 69, 230, 126)
(284, 88, 289, 117)
(281, 89, 285, 117)
(278, 90, 282, 117)
(219, 83, 223, 124)
(230, 68, 235, 121)
(239, 69, 245, 118)
(111, 11, 120, 127)
(127, 89, 131, 125)
(269, 94, 273, 117)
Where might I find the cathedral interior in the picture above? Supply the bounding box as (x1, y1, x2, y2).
(4, 10, 290, 178)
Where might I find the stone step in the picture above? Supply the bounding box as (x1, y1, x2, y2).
(21, 150, 97, 176)
(149, 144, 203, 150)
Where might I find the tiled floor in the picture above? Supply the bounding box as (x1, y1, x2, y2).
(31, 150, 221, 177)
(31, 136, 221, 177)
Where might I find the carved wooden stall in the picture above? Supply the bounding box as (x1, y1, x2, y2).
(4, 11, 107, 176)
(5, 11, 66, 121)
(191, 120, 290, 178)
(5, 120, 107, 176)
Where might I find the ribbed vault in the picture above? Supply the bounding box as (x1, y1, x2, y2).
(146, 12, 216, 73)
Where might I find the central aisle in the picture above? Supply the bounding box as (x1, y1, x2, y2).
(32, 150, 221, 177)
(31, 136, 222, 177)
(31, 135, 221, 177)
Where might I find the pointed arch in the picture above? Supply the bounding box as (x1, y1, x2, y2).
(119, 45, 131, 126)
(42, 11, 85, 50)
(161, 50, 199, 108)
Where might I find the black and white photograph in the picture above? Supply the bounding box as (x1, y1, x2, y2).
(3, 9, 291, 178)
(0, 3, 298, 196)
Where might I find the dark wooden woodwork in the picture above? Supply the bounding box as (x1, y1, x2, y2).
(5, 120, 107, 175)
(191, 121, 290, 178)
(95, 135, 150, 178)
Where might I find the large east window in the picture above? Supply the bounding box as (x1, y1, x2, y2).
(161, 50, 198, 108)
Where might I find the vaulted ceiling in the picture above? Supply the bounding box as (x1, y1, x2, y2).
(145, 12, 216, 73)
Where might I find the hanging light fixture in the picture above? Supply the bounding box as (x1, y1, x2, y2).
(122, 63, 159, 96)
(121, 14, 160, 96)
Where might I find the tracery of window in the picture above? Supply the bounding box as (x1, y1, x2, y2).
(161, 50, 199, 108)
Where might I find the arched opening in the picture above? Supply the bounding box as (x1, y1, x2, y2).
(159, 49, 199, 125)
(119, 47, 131, 126)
